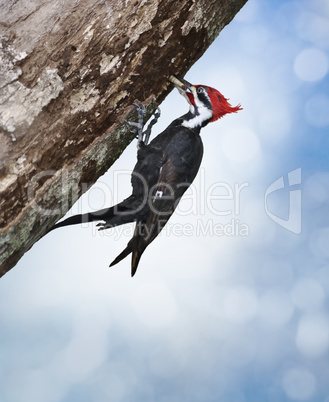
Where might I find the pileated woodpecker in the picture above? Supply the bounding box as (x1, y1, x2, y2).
(50, 76, 242, 276)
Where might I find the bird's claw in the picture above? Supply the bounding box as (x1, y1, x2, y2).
(125, 120, 141, 129)
(125, 103, 146, 145)
(154, 107, 161, 119)
(132, 102, 146, 114)
(96, 222, 107, 231)
(126, 103, 161, 147)
(143, 107, 161, 145)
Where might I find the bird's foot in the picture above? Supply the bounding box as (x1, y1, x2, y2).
(143, 107, 161, 145)
(125, 103, 161, 147)
(96, 221, 110, 231)
(125, 103, 146, 147)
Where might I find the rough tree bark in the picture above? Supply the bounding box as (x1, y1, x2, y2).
(0, 0, 247, 277)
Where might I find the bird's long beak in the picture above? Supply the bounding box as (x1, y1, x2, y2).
(169, 75, 196, 106)
(169, 75, 193, 91)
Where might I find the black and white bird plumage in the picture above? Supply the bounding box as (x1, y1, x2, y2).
(49, 76, 242, 276)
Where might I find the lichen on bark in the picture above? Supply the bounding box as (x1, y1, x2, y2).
(0, 0, 248, 277)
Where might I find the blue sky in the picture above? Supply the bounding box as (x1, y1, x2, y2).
(1, 0, 329, 401)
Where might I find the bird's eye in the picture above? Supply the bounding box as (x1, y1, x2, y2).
(197, 87, 205, 94)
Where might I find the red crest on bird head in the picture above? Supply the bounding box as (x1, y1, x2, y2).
(186, 85, 242, 122)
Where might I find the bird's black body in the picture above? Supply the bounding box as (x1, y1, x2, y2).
(50, 76, 242, 275)
(121, 117, 204, 273)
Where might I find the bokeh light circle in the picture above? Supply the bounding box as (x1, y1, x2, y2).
(294, 48, 329, 81)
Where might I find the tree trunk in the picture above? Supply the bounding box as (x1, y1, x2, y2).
(0, 0, 247, 277)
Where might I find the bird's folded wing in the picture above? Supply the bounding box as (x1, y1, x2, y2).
(131, 155, 189, 272)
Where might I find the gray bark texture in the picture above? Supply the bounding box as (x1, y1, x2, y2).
(0, 0, 247, 277)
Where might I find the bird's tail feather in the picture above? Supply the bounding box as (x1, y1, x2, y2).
(48, 212, 95, 232)
(109, 243, 144, 277)
(131, 250, 143, 277)
(109, 223, 147, 276)
(109, 244, 132, 268)
(48, 197, 138, 233)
